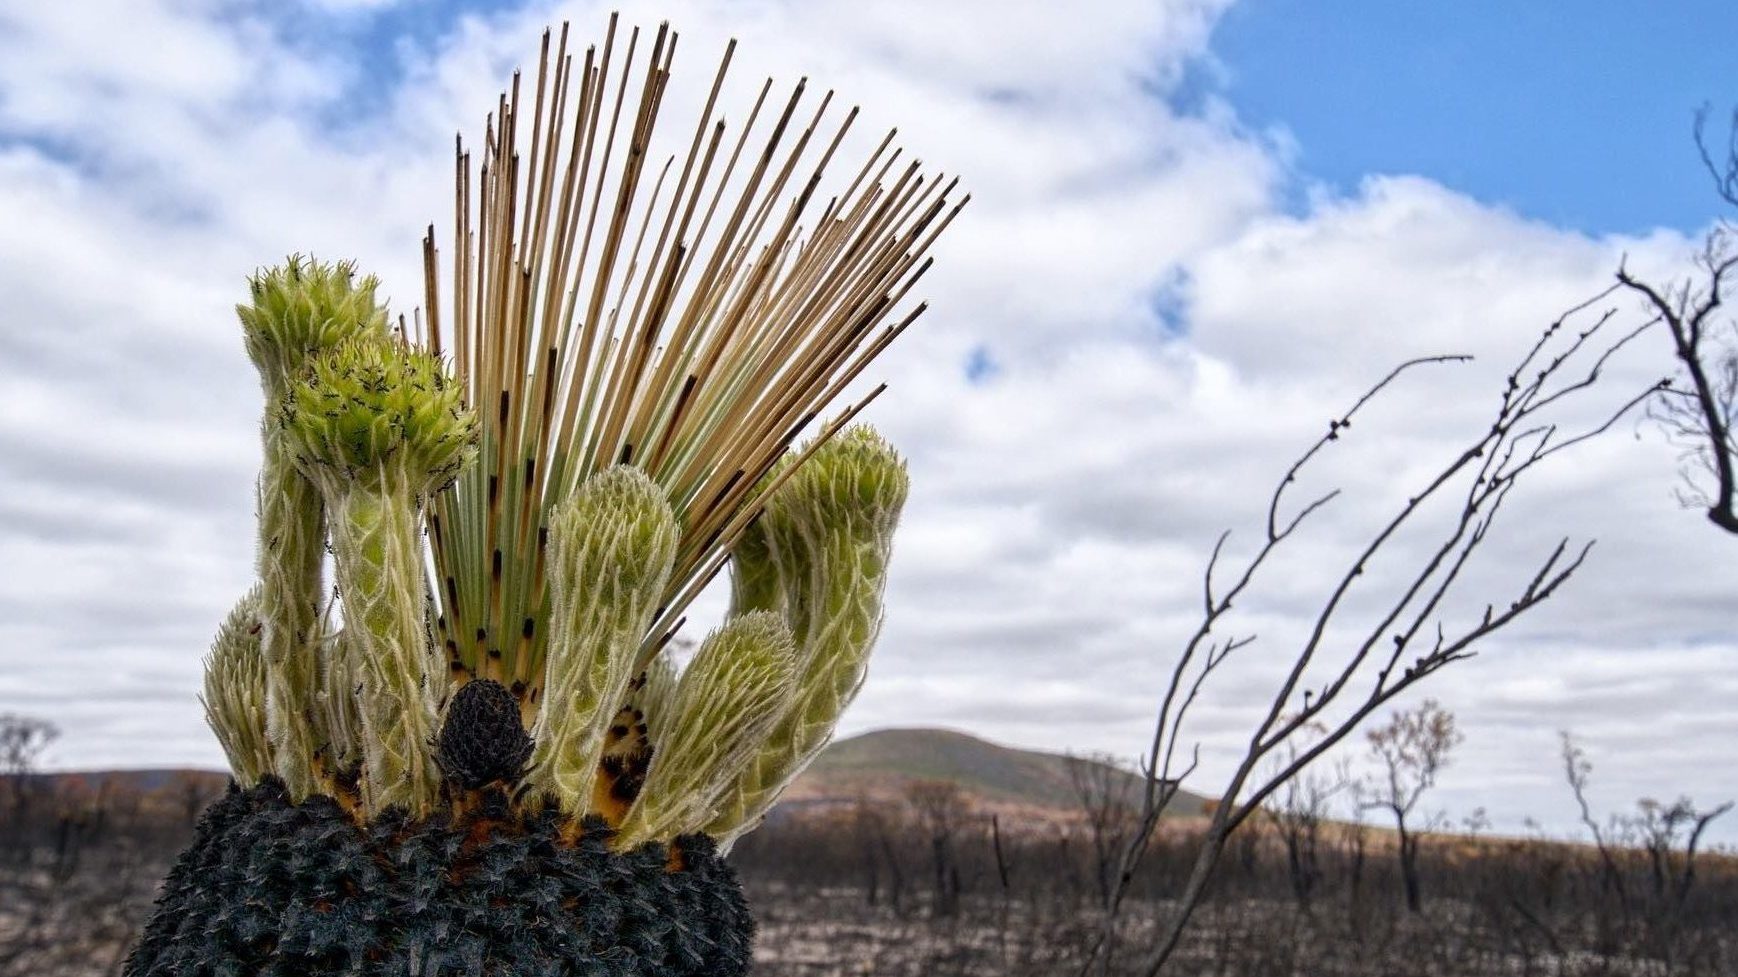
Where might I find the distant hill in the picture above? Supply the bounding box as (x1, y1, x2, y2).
(19, 729, 1212, 831)
(779, 727, 1212, 826)
(13, 769, 228, 794)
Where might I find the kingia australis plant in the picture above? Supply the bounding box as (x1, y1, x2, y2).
(126, 15, 961, 977)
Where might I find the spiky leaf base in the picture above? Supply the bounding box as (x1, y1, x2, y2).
(124, 780, 753, 977)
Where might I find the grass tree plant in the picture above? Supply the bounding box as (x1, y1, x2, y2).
(125, 14, 960, 976)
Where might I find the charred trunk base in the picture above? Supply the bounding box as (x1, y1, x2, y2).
(124, 779, 753, 977)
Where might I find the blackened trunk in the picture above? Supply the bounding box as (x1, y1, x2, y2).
(125, 780, 754, 977)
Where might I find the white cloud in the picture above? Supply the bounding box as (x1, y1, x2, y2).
(302, 0, 415, 10)
(0, 0, 1733, 845)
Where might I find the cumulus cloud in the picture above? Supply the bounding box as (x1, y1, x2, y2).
(0, 0, 1732, 843)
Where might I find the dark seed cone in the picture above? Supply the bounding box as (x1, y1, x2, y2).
(437, 679, 534, 790)
(124, 779, 754, 977)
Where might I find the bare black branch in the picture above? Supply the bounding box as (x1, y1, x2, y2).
(1079, 296, 1665, 976)
(1618, 107, 1738, 535)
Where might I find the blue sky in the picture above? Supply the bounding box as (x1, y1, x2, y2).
(1209, 0, 1738, 234)
(317, 0, 1738, 235)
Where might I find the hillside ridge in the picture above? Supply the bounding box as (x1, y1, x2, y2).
(21, 728, 1213, 827)
(780, 726, 1212, 821)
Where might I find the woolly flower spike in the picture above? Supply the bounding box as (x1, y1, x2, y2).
(617, 612, 798, 849)
(281, 339, 477, 495)
(526, 465, 679, 817)
(238, 255, 387, 397)
(239, 258, 386, 802)
(200, 589, 272, 786)
(279, 339, 477, 817)
(708, 425, 908, 842)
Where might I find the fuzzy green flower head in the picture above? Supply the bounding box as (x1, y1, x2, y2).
(281, 339, 477, 493)
(683, 609, 799, 702)
(617, 610, 798, 847)
(201, 587, 271, 785)
(239, 255, 388, 396)
(772, 425, 909, 532)
(551, 465, 679, 595)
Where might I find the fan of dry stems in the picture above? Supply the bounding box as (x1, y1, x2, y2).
(407, 14, 966, 712)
